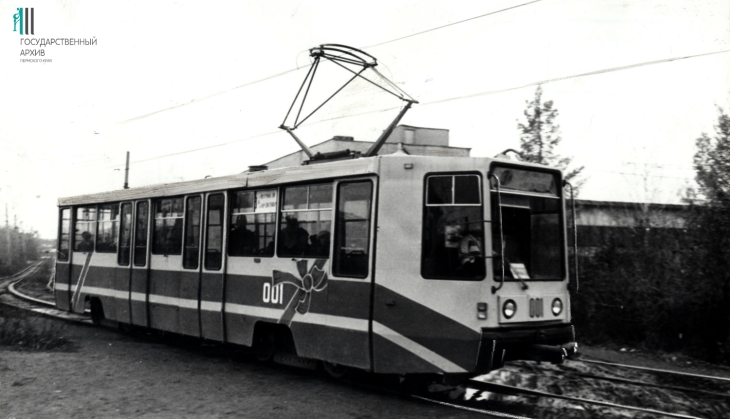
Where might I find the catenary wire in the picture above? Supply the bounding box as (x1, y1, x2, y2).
(116, 1, 544, 125)
(104, 49, 730, 170)
(361, 0, 543, 50)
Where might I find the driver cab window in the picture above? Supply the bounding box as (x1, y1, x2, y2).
(422, 174, 485, 280)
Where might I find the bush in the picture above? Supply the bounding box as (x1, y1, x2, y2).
(571, 224, 727, 362)
(0, 308, 70, 351)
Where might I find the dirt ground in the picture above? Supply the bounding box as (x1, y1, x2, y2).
(0, 303, 486, 419)
(4, 260, 730, 418)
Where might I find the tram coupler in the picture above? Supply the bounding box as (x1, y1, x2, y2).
(504, 344, 567, 364)
(562, 341, 579, 359)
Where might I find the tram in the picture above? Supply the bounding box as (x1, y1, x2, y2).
(55, 151, 578, 379)
(55, 44, 577, 379)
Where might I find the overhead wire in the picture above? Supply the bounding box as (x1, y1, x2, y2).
(422, 49, 730, 106)
(115, 0, 544, 125)
(105, 48, 730, 170)
(79, 0, 727, 176)
(361, 0, 543, 50)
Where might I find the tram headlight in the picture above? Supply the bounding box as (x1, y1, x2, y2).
(502, 300, 516, 319)
(551, 298, 563, 316)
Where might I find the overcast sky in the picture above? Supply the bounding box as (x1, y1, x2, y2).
(2, 0, 729, 238)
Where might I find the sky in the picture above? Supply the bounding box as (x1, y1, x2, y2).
(1, 0, 729, 239)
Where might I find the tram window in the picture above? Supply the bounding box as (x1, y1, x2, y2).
(118, 203, 132, 266)
(205, 194, 224, 270)
(96, 204, 120, 253)
(134, 202, 149, 266)
(279, 184, 332, 258)
(74, 206, 96, 252)
(491, 194, 562, 280)
(229, 189, 276, 257)
(490, 167, 557, 195)
(183, 196, 202, 269)
(152, 198, 184, 255)
(422, 174, 485, 280)
(333, 181, 372, 278)
(58, 208, 71, 261)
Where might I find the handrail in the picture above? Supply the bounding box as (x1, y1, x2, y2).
(564, 180, 579, 293)
(490, 174, 505, 294)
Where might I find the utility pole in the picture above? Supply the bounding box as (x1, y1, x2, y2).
(124, 151, 130, 189)
(13, 215, 18, 267)
(19, 222, 26, 264)
(5, 204, 11, 268)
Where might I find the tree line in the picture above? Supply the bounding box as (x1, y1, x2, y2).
(517, 86, 730, 362)
(0, 226, 45, 277)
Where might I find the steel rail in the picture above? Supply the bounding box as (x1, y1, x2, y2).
(515, 363, 730, 399)
(8, 278, 55, 307)
(577, 358, 730, 384)
(573, 371, 730, 399)
(466, 379, 703, 419)
(411, 394, 534, 418)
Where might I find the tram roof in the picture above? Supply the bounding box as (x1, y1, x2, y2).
(58, 154, 559, 206)
(58, 155, 381, 206)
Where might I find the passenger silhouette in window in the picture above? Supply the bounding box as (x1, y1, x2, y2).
(229, 215, 256, 255)
(280, 216, 309, 255)
(77, 231, 93, 252)
(309, 230, 330, 257)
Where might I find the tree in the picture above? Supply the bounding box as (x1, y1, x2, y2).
(517, 86, 584, 192)
(694, 106, 730, 206)
(686, 105, 730, 361)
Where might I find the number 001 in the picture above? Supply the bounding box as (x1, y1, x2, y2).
(262, 283, 283, 305)
(529, 298, 543, 318)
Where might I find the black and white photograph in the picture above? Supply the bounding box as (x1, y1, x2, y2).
(1, 1, 729, 417)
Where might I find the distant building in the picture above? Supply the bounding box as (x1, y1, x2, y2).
(574, 200, 687, 255)
(263, 125, 470, 169)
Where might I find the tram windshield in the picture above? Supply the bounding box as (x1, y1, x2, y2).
(491, 166, 564, 281)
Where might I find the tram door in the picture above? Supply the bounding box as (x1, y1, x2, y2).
(130, 200, 150, 327)
(69, 206, 96, 314)
(200, 193, 226, 341)
(55, 208, 73, 311)
(324, 179, 376, 369)
(147, 196, 196, 335)
(114, 202, 134, 324)
(176, 195, 203, 337)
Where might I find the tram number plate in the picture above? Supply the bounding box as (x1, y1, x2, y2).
(529, 298, 544, 318)
(262, 283, 284, 305)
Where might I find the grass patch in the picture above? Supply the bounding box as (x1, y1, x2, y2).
(0, 305, 71, 351)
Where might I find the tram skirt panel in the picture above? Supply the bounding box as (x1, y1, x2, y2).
(372, 284, 481, 374)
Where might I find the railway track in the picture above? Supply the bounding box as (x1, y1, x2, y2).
(520, 360, 730, 400)
(4, 263, 728, 418)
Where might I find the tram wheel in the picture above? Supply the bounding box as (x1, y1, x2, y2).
(117, 322, 134, 333)
(254, 335, 275, 362)
(322, 361, 349, 379)
(90, 299, 104, 325)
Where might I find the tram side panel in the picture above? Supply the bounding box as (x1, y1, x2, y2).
(224, 252, 337, 362)
(200, 269, 224, 341)
(371, 157, 485, 375)
(223, 180, 373, 370)
(83, 253, 121, 321)
(223, 262, 282, 347)
(148, 257, 184, 334)
(319, 178, 377, 370)
(54, 257, 71, 311)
